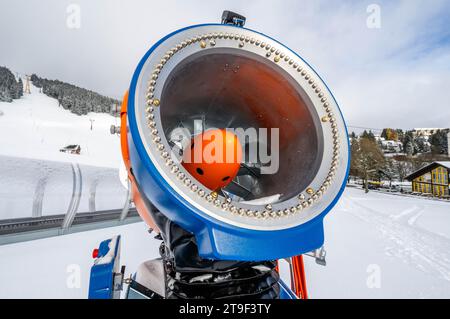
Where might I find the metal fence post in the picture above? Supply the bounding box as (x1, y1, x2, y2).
(32, 177, 47, 218)
(61, 163, 83, 231)
(119, 179, 131, 221)
(89, 179, 98, 213)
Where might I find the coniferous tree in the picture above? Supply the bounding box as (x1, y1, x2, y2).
(414, 136, 430, 154)
(0, 67, 24, 102)
(29, 74, 119, 116)
(403, 131, 415, 155)
(429, 130, 449, 155)
(361, 130, 375, 141)
(396, 129, 404, 143)
(17, 78, 23, 98)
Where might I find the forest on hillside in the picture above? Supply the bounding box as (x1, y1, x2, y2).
(30, 74, 120, 116)
(0, 66, 119, 116)
(0, 67, 23, 102)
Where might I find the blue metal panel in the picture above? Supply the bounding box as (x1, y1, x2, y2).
(127, 24, 350, 262)
(88, 263, 115, 299)
(98, 239, 111, 257)
(88, 236, 121, 299)
(279, 280, 298, 299)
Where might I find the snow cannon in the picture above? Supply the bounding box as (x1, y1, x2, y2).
(120, 12, 350, 264)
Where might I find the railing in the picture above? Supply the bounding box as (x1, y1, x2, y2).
(0, 155, 140, 244)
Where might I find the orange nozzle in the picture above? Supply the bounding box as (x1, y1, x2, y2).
(182, 129, 242, 191)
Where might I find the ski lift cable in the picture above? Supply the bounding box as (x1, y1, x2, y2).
(347, 125, 426, 133)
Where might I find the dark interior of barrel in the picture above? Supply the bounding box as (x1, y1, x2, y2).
(159, 48, 324, 203)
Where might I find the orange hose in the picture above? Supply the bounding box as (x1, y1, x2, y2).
(292, 255, 308, 299)
(274, 256, 308, 299)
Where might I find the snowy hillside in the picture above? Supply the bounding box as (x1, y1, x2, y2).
(0, 187, 449, 298)
(0, 81, 122, 168)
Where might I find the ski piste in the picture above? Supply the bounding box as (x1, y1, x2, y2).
(87, 11, 349, 299)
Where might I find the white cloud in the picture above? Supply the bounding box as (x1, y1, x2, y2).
(0, 0, 449, 130)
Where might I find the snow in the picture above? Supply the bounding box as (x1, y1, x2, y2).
(436, 161, 450, 169)
(303, 187, 450, 298)
(0, 82, 121, 168)
(0, 155, 128, 219)
(0, 81, 127, 219)
(0, 222, 159, 299)
(0, 187, 449, 298)
(94, 235, 118, 265)
(1, 86, 449, 298)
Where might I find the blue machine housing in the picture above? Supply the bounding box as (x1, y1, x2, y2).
(87, 235, 297, 299)
(127, 24, 350, 262)
(88, 236, 121, 299)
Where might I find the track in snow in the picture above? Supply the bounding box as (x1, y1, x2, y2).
(340, 193, 450, 282)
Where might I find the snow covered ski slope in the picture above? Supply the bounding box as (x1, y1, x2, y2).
(0, 81, 121, 168)
(1, 187, 449, 298)
(0, 82, 127, 220)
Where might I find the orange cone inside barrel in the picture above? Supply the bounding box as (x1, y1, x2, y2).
(182, 129, 242, 191)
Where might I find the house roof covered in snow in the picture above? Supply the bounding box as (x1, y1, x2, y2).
(436, 161, 450, 169)
(405, 161, 450, 181)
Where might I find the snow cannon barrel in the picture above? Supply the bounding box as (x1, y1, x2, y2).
(121, 20, 350, 261)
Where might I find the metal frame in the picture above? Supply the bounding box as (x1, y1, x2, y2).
(0, 209, 140, 245)
(62, 163, 83, 230)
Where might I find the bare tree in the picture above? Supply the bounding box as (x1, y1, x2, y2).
(393, 160, 409, 182)
(351, 137, 385, 193)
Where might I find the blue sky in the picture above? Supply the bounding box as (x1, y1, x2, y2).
(0, 0, 449, 130)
